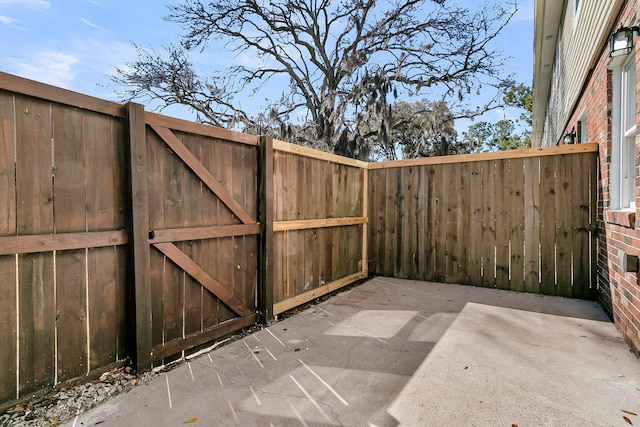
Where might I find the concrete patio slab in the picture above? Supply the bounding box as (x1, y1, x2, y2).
(61, 277, 639, 427)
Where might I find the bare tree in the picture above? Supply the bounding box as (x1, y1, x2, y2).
(114, 0, 517, 159)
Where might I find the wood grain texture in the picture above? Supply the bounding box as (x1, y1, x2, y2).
(0, 88, 17, 402)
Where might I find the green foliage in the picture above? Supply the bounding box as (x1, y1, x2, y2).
(460, 83, 532, 152)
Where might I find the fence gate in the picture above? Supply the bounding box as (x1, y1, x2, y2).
(127, 104, 260, 369)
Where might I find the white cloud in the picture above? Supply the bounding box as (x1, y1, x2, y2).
(10, 50, 79, 88)
(0, 15, 18, 24)
(80, 17, 104, 30)
(0, 0, 50, 12)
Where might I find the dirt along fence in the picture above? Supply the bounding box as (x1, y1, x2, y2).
(0, 71, 599, 409)
(368, 145, 599, 299)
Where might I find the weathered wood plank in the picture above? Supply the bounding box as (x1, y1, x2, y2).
(539, 156, 557, 295)
(383, 169, 397, 277)
(52, 104, 88, 381)
(0, 71, 124, 118)
(125, 102, 152, 371)
(0, 230, 127, 255)
(0, 89, 16, 403)
(509, 159, 526, 292)
(150, 125, 254, 224)
(468, 161, 483, 286)
(153, 242, 252, 317)
(150, 314, 258, 361)
(274, 217, 367, 231)
(15, 95, 55, 394)
(572, 153, 591, 299)
(146, 112, 259, 146)
(424, 165, 437, 281)
(555, 155, 573, 297)
(84, 111, 119, 369)
(480, 161, 496, 288)
(524, 157, 541, 293)
(494, 160, 510, 290)
(273, 138, 368, 168)
(368, 143, 599, 169)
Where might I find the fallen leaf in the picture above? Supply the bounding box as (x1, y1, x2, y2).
(624, 415, 633, 425)
(184, 417, 198, 424)
(511, 424, 518, 427)
(52, 418, 59, 425)
(623, 410, 638, 416)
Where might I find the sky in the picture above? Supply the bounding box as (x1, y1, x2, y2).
(0, 0, 535, 128)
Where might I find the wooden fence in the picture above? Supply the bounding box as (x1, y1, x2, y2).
(271, 140, 368, 314)
(368, 145, 599, 299)
(0, 74, 129, 403)
(0, 71, 598, 409)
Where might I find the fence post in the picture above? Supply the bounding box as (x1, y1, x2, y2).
(124, 102, 152, 372)
(258, 135, 274, 323)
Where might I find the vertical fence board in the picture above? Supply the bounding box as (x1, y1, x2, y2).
(53, 105, 88, 381)
(15, 95, 55, 394)
(257, 136, 272, 323)
(383, 169, 397, 277)
(572, 153, 591, 298)
(85, 112, 120, 369)
(555, 155, 573, 297)
(480, 161, 496, 288)
(540, 156, 557, 295)
(183, 134, 204, 337)
(494, 160, 510, 290)
(468, 162, 483, 286)
(126, 103, 152, 372)
(0, 90, 17, 403)
(424, 165, 437, 280)
(509, 159, 526, 292)
(524, 157, 541, 293)
(433, 165, 446, 282)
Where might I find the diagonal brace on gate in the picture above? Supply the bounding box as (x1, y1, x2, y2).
(153, 242, 254, 318)
(150, 124, 254, 224)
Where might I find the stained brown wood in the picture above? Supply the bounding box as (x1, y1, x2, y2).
(0, 231, 127, 255)
(0, 71, 123, 118)
(126, 102, 153, 372)
(494, 160, 510, 290)
(84, 111, 121, 370)
(149, 224, 259, 243)
(468, 162, 483, 286)
(0, 89, 17, 403)
(53, 104, 88, 381)
(555, 155, 573, 297)
(150, 314, 257, 361)
(146, 111, 259, 146)
(15, 95, 55, 394)
(509, 159, 526, 292)
(539, 156, 557, 295)
(524, 157, 541, 293)
(368, 143, 599, 169)
(273, 217, 367, 231)
(480, 161, 496, 288)
(150, 125, 254, 224)
(153, 242, 253, 317)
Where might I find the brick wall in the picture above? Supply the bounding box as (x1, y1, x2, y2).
(559, 0, 640, 355)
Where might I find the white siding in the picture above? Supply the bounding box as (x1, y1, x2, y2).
(539, 0, 623, 146)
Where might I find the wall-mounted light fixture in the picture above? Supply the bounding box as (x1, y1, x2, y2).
(610, 25, 640, 57)
(563, 130, 576, 144)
